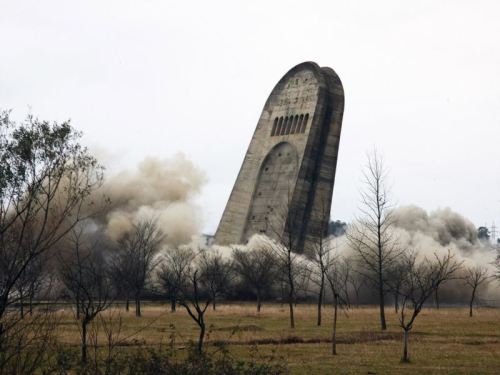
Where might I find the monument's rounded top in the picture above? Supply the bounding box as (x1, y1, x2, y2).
(276, 61, 342, 87)
(265, 62, 343, 105)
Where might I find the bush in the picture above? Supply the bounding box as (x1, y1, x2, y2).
(50, 342, 288, 375)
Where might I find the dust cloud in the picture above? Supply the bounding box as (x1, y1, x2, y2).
(99, 154, 206, 246)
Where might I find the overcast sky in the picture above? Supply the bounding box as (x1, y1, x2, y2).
(1, 0, 499, 234)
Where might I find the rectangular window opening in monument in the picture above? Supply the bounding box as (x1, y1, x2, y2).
(277, 117, 284, 135)
(293, 115, 299, 133)
(301, 113, 309, 133)
(285, 117, 292, 134)
(280, 117, 288, 136)
(271, 117, 278, 136)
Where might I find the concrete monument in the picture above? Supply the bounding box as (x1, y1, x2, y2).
(215, 62, 344, 254)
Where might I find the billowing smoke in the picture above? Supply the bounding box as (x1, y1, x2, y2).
(328, 205, 498, 305)
(390, 205, 495, 271)
(390, 205, 498, 304)
(98, 154, 206, 246)
(214, 205, 498, 306)
(392, 205, 480, 256)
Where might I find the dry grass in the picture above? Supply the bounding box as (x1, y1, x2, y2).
(53, 303, 500, 374)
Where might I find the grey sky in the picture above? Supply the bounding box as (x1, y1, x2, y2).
(1, 0, 499, 234)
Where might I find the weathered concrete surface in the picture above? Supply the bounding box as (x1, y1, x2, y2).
(215, 62, 344, 254)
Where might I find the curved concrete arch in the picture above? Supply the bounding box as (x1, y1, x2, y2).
(243, 142, 298, 239)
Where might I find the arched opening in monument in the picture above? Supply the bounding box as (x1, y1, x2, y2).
(243, 142, 299, 241)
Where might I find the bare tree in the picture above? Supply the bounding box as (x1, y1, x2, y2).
(309, 197, 337, 326)
(13, 255, 46, 318)
(109, 258, 132, 312)
(199, 249, 233, 311)
(310, 237, 330, 326)
(180, 270, 210, 353)
(295, 261, 314, 304)
(387, 258, 408, 313)
(310, 234, 354, 328)
(116, 219, 165, 317)
(266, 189, 306, 329)
(0, 111, 104, 347)
(347, 149, 401, 330)
(232, 245, 276, 313)
(495, 257, 500, 287)
(58, 226, 112, 364)
(0, 309, 58, 374)
(431, 251, 462, 309)
(271, 240, 304, 329)
(325, 253, 349, 355)
(396, 250, 461, 363)
(338, 257, 353, 308)
(157, 245, 195, 312)
(464, 266, 490, 317)
(347, 260, 366, 308)
(176, 251, 212, 353)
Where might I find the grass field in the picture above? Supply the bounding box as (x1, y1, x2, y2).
(54, 303, 500, 374)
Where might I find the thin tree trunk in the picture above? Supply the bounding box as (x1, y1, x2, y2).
(82, 320, 88, 364)
(435, 287, 440, 309)
(332, 294, 338, 355)
(394, 292, 399, 313)
(171, 298, 176, 312)
(19, 290, 24, 319)
(135, 297, 141, 317)
(378, 204, 387, 330)
(0, 321, 4, 348)
(379, 277, 387, 331)
(198, 319, 206, 353)
(76, 291, 81, 319)
(378, 253, 387, 331)
(29, 292, 33, 315)
(280, 280, 285, 307)
(469, 287, 476, 317)
(256, 289, 261, 313)
(212, 292, 216, 311)
(288, 256, 295, 329)
(402, 329, 409, 362)
(125, 296, 130, 312)
(354, 285, 361, 307)
(344, 281, 350, 308)
(317, 275, 324, 326)
(288, 298, 295, 328)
